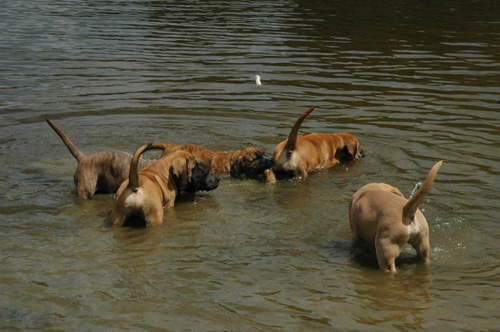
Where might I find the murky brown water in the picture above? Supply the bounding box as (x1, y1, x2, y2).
(1, 0, 499, 330)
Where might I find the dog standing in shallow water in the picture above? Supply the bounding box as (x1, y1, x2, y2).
(264, 107, 364, 182)
(46, 119, 155, 199)
(150, 143, 273, 179)
(109, 144, 220, 227)
(349, 161, 443, 273)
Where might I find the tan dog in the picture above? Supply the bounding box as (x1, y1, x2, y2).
(265, 107, 364, 182)
(46, 119, 155, 199)
(109, 144, 220, 227)
(152, 143, 273, 179)
(349, 161, 443, 273)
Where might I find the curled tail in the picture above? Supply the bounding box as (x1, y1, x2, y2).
(283, 107, 315, 156)
(46, 118, 85, 162)
(129, 143, 171, 188)
(403, 160, 443, 224)
(148, 142, 173, 151)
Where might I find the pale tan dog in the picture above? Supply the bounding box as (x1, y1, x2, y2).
(264, 107, 364, 182)
(109, 144, 220, 227)
(349, 161, 443, 273)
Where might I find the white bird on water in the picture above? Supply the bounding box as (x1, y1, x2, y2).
(255, 75, 262, 86)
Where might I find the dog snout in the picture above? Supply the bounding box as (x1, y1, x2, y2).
(358, 148, 365, 160)
(262, 155, 274, 169)
(206, 173, 220, 191)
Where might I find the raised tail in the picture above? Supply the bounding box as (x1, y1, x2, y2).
(148, 142, 173, 151)
(403, 160, 443, 224)
(46, 118, 85, 162)
(283, 106, 315, 154)
(129, 143, 171, 188)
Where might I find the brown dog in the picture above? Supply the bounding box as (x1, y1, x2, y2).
(109, 144, 220, 227)
(349, 161, 443, 273)
(46, 119, 156, 199)
(151, 143, 272, 179)
(265, 107, 364, 182)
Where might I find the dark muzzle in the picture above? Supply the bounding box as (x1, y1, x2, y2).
(262, 155, 274, 169)
(203, 173, 220, 191)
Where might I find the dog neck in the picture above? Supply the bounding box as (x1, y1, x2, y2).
(215, 150, 241, 173)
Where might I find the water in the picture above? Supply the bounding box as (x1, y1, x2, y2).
(1, 0, 499, 330)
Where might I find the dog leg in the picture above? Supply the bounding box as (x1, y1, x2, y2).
(411, 237, 431, 265)
(74, 173, 97, 200)
(376, 239, 399, 273)
(351, 233, 362, 248)
(264, 169, 277, 183)
(145, 206, 164, 227)
(76, 184, 95, 200)
(298, 169, 308, 179)
(109, 209, 126, 227)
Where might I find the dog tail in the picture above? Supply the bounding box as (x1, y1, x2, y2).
(148, 142, 173, 150)
(129, 143, 169, 188)
(402, 160, 443, 225)
(46, 118, 85, 162)
(283, 106, 315, 155)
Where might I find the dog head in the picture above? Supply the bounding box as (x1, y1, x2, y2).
(167, 150, 220, 193)
(335, 134, 364, 162)
(230, 148, 273, 179)
(186, 158, 220, 192)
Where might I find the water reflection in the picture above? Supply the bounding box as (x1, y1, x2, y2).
(350, 268, 432, 330)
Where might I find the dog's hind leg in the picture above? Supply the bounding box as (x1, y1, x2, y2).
(109, 209, 127, 227)
(74, 171, 97, 200)
(144, 201, 165, 227)
(376, 239, 399, 273)
(411, 236, 431, 265)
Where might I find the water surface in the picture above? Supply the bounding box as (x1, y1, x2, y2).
(1, 0, 499, 330)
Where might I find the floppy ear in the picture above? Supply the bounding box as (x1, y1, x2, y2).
(345, 143, 358, 159)
(170, 157, 194, 191)
(230, 156, 244, 179)
(335, 144, 355, 162)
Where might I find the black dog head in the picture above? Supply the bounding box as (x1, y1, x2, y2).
(230, 148, 273, 179)
(166, 151, 219, 193)
(185, 158, 220, 192)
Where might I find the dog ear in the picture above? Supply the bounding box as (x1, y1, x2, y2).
(230, 156, 244, 179)
(345, 143, 357, 159)
(169, 157, 192, 191)
(335, 144, 355, 162)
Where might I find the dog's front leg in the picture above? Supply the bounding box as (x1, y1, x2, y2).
(264, 169, 277, 183)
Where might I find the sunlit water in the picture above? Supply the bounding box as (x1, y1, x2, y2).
(1, 0, 499, 330)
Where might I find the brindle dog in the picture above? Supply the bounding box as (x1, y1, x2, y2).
(147, 143, 272, 179)
(46, 119, 156, 199)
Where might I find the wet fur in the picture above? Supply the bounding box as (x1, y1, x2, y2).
(46, 118, 155, 199)
(109, 144, 220, 227)
(349, 161, 443, 273)
(265, 107, 364, 182)
(148, 143, 272, 179)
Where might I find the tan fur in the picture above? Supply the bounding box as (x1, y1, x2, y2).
(109, 145, 211, 227)
(349, 161, 443, 273)
(148, 143, 272, 179)
(265, 107, 364, 182)
(46, 119, 155, 199)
